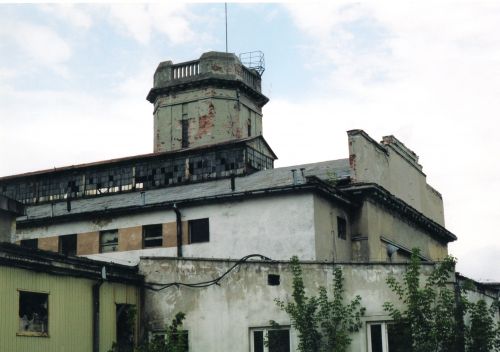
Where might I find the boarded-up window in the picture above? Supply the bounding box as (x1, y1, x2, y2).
(59, 234, 77, 256)
(19, 291, 48, 336)
(100, 230, 118, 253)
(188, 218, 209, 244)
(143, 224, 163, 248)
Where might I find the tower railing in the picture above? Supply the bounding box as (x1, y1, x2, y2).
(171, 60, 200, 80)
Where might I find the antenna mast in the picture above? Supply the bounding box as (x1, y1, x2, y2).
(225, 3, 228, 53)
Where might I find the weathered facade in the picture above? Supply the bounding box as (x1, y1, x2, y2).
(0, 51, 497, 351)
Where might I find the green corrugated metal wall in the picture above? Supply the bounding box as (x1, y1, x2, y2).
(0, 265, 140, 352)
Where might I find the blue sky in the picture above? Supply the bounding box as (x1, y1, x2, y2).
(1, 2, 499, 281)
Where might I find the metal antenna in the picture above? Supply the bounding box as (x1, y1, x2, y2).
(225, 3, 228, 53)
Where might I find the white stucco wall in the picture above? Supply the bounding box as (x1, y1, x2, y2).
(18, 193, 317, 263)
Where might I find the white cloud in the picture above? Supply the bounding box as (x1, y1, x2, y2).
(40, 4, 93, 29)
(106, 3, 195, 45)
(0, 20, 72, 75)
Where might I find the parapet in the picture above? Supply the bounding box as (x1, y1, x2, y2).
(147, 51, 265, 104)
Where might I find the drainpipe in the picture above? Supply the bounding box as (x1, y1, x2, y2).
(173, 204, 183, 257)
(92, 280, 103, 352)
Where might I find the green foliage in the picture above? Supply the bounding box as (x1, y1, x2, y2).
(275, 256, 365, 352)
(383, 248, 458, 352)
(466, 299, 500, 352)
(109, 312, 187, 352)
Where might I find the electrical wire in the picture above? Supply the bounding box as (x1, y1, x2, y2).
(143, 254, 272, 291)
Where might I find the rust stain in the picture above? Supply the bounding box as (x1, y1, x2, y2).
(349, 154, 356, 181)
(195, 103, 215, 139)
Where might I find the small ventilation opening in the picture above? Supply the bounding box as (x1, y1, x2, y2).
(268, 274, 280, 286)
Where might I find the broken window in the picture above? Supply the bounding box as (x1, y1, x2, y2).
(251, 327, 290, 352)
(116, 304, 136, 352)
(18, 291, 48, 336)
(143, 224, 163, 248)
(20, 239, 38, 250)
(367, 322, 411, 352)
(337, 216, 347, 240)
(59, 234, 77, 256)
(100, 230, 118, 253)
(188, 218, 209, 244)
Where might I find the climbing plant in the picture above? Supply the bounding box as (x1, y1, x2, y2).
(466, 299, 500, 352)
(274, 256, 365, 352)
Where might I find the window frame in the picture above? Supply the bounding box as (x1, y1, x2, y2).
(99, 229, 119, 253)
(249, 326, 291, 352)
(337, 216, 347, 240)
(17, 289, 49, 337)
(59, 234, 77, 256)
(188, 218, 210, 244)
(142, 224, 163, 248)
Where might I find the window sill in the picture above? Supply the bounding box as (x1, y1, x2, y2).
(17, 331, 49, 337)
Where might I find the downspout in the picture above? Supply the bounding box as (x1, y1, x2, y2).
(173, 204, 183, 257)
(92, 280, 103, 352)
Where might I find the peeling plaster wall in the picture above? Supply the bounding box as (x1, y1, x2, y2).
(139, 259, 437, 352)
(18, 193, 317, 264)
(154, 87, 263, 153)
(348, 130, 445, 226)
(0, 211, 15, 243)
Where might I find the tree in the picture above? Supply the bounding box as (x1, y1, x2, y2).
(275, 256, 365, 352)
(383, 248, 458, 352)
(466, 299, 500, 352)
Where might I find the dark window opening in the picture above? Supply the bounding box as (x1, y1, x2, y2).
(387, 322, 412, 351)
(100, 230, 118, 253)
(20, 239, 38, 250)
(370, 324, 383, 352)
(248, 119, 252, 137)
(19, 291, 48, 336)
(268, 274, 280, 286)
(143, 224, 163, 248)
(181, 120, 189, 148)
(59, 234, 77, 256)
(337, 217, 347, 240)
(116, 304, 135, 352)
(252, 328, 290, 352)
(188, 218, 209, 244)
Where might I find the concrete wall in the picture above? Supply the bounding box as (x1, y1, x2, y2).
(18, 194, 318, 264)
(153, 87, 263, 153)
(348, 130, 445, 226)
(351, 200, 448, 262)
(139, 258, 436, 352)
(0, 211, 15, 243)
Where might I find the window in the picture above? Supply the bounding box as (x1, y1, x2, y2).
(18, 291, 48, 336)
(188, 218, 209, 244)
(100, 230, 118, 253)
(143, 224, 163, 248)
(337, 216, 347, 240)
(148, 329, 189, 351)
(251, 327, 290, 352)
(181, 119, 189, 148)
(367, 322, 411, 352)
(20, 239, 38, 249)
(248, 118, 252, 137)
(59, 234, 77, 256)
(116, 304, 136, 352)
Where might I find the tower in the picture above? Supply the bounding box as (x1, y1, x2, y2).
(147, 52, 269, 153)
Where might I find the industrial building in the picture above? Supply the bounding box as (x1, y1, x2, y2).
(0, 51, 497, 352)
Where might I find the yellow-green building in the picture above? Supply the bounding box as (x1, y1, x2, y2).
(0, 242, 143, 352)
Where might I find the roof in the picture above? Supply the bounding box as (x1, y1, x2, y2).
(0, 242, 143, 285)
(18, 158, 352, 223)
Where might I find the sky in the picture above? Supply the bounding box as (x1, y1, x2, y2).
(0, 2, 499, 281)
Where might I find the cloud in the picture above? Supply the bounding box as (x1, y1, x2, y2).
(0, 20, 72, 76)
(106, 3, 196, 45)
(40, 4, 92, 29)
